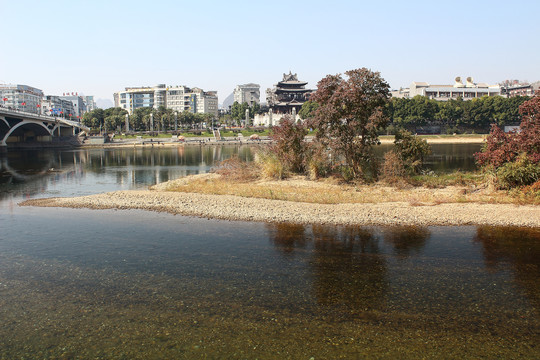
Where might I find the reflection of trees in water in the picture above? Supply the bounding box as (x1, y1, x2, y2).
(474, 226, 540, 310)
(80, 145, 252, 170)
(266, 223, 307, 255)
(383, 226, 430, 259)
(310, 225, 388, 313)
(266, 224, 434, 314)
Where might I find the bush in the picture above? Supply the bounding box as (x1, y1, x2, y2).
(496, 154, 540, 189)
(381, 151, 406, 184)
(255, 149, 286, 180)
(269, 115, 309, 174)
(212, 156, 259, 182)
(306, 143, 332, 180)
(393, 130, 432, 175)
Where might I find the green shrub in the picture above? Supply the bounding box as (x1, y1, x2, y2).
(393, 130, 432, 175)
(496, 154, 540, 189)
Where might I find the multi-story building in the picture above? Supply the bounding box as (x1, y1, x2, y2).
(41, 96, 76, 118)
(404, 77, 501, 101)
(84, 96, 97, 112)
(0, 84, 44, 114)
(501, 82, 540, 97)
(233, 83, 260, 106)
(166, 86, 218, 116)
(114, 84, 218, 117)
(59, 95, 87, 118)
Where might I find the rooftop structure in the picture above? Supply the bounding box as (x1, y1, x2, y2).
(266, 72, 313, 114)
(406, 77, 501, 101)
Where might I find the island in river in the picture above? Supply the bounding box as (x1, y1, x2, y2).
(20, 173, 540, 228)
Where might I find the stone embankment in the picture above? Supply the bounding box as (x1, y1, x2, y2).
(21, 189, 540, 227)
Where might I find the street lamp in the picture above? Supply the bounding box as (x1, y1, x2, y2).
(174, 111, 178, 133)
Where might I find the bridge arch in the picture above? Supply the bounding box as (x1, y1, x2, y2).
(1, 120, 53, 146)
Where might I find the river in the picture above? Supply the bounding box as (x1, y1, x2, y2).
(0, 144, 538, 359)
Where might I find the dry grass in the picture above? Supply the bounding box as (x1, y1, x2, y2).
(154, 173, 539, 205)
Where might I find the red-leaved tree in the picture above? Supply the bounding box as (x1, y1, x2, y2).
(475, 96, 540, 167)
(269, 115, 309, 173)
(309, 68, 390, 180)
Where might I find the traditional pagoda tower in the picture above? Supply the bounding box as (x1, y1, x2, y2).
(266, 72, 313, 114)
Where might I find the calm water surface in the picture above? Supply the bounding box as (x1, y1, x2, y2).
(0, 145, 538, 359)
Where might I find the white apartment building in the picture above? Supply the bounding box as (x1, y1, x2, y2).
(0, 84, 44, 114)
(233, 83, 260, 105)
(114, 84, 218, 117)
(166, 86, 218, 117)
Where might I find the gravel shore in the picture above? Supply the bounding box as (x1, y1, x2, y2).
(21, 188, 540, 227)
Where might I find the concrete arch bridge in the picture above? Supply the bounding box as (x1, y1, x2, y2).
(0, 107, 89, 148)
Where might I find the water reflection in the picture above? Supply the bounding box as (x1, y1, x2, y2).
(311, 225, 388, 313)
(474, 226, 540, 310)
(267, 223, 307, 255)
(383, 226, 430, 258)
(2, 144, 540, 358)
(375, 143, 482, 172)
(0, 146, 253, 200)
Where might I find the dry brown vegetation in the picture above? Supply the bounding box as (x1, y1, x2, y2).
(151, 172, 539, 206)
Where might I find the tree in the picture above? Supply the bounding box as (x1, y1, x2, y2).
(309, 68, 391, 180)
(131, 108, 152, 131)
(475, 96, 540, 168)
(250, 102, 261, 117)
(231, 101, 250, 123)
(81, 108, 105, 129)
(298, 100, 319, 120)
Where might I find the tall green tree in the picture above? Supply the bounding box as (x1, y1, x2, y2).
(299, 100, 319, 120)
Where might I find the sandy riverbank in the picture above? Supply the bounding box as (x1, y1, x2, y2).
(20, 175, 539, 227)
(81, 135, 487, 148)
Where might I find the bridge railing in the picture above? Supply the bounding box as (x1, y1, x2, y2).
(0, 106, 90, 132)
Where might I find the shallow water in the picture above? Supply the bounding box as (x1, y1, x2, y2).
(0, 146, 538, 359)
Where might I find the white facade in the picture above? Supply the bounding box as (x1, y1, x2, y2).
(0, 84, 44, 114)
(253, 112, 302, 127)
(405, 77, 501, 101)
(114, 84, 218, 117)
(233, 83, 260, 105)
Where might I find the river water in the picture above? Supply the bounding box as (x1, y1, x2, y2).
(0, 144, 538, 359)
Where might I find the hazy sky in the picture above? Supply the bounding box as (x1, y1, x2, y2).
(1, 0, 538, 106)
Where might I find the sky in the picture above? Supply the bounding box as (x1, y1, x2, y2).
(1, 0, 539, 107)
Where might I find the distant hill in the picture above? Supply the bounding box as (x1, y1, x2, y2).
(96, 98, 113, 109)
(221, 92, 234, 110)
